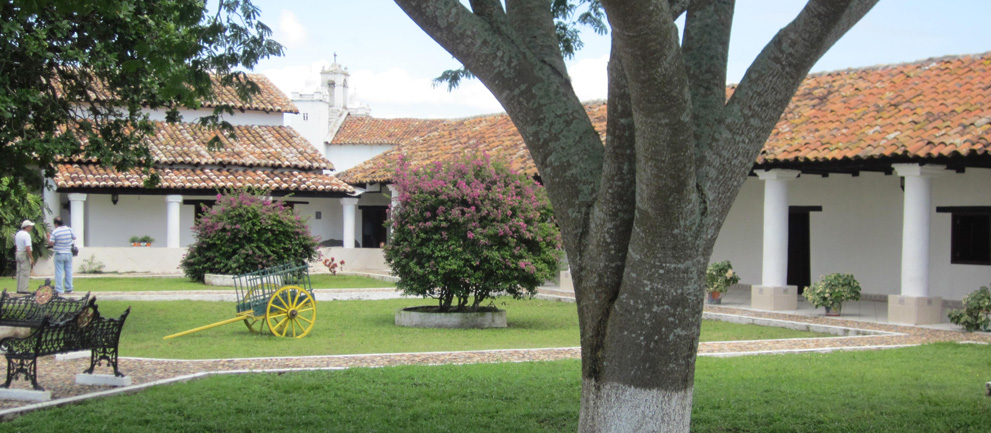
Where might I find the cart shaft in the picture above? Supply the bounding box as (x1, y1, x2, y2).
(163, 312, 254, 339)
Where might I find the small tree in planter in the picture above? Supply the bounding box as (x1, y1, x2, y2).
(948, 285, 991, 332)
(705, 261, 739, 304)
(803, 273, 861, 316)
(386, 154, 561, 316)
(181, 189, 318, 282)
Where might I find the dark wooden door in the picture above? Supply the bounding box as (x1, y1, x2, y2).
(361, 206, 388, 248)
(787, 209, 812, 293)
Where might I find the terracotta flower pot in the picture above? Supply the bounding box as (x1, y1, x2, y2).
(825, 303, 843, 316)
(706, 291, 722, 305)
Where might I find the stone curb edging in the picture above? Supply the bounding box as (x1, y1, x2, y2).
(700, 343, 921, 358)
(702, 312, 905, 337)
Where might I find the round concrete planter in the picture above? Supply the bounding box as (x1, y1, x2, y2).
(395, 306, 507, 329)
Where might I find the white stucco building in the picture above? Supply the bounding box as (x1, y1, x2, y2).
(34, 74, 383, 276)
(335, 52, 991, 325)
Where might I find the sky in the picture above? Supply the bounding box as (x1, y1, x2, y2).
(246, 1, 991, 119)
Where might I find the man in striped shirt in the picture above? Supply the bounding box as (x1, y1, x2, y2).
(47, 217, 76, 294)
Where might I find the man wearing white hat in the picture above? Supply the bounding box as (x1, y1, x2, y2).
(14, 220, 35, 293)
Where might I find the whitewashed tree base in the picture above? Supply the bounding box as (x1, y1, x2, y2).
(395, 307, 507, 329)
(76, 374, 132, 387)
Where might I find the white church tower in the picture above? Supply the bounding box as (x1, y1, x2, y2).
(286, 57, 370, 167)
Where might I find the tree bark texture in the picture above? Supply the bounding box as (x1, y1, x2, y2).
(393, 0, 878, 431)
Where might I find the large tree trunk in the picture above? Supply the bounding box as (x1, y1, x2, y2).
(392, 0, 878, 431)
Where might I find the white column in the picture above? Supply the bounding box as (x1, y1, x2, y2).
(341, 197, 359, 249)
(42, 178, 58, 226)
(756, 169, 800, 287)
(893, 164, 943, 298)
(68, 193, 87, 247)
(166, 195, 183, 248)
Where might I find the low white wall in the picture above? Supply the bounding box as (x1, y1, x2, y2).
(313, 247, 389, 274)
(34, 247, 187, 275)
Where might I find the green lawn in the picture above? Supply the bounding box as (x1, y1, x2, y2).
(3, 343, 987, 432)
(97, 298, 830, 359)
(64, 274, 394, 292)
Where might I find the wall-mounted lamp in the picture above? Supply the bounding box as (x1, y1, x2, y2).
(111, 193, 119, 205)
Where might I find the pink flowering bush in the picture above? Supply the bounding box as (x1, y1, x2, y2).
(180, 190, 318, 282)
(385, 154, 561, 311)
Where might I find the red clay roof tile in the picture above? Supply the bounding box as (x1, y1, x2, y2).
(340, 53, 991, 183)
(54, 164, 352, 193)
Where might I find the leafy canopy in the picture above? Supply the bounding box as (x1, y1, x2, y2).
(0, 0, 282, 185)
(385, 154, 561, 310)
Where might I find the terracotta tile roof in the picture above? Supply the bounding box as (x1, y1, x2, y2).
(204, 74, 299, 114)
(339, 52, 991, 184)
(142, 122, 330, 170)
(57, 72, 297, 113)
(330, 116, 451, 145)
(759, 52, 991, 165)
(337, 104, 607, 184)
(63, 121, 330, 170)
(54, 164, 353, 193)
(55, 121, 354, 194)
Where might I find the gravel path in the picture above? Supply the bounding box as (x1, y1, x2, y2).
(1, 291, 988, 415)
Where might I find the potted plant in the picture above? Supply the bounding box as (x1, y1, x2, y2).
(129, 235, 154, 246)
(705, 261, 740, 304)
(948, 284, 991, 332)
(803, 273, 861, 316)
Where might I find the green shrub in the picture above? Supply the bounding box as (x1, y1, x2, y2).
(948, 285, 991, 332)
(180, 190, 318, 281)
(803, 273, 861, 309)
(0, 177, 49, 276)
(385, 155, 561, 310)
(705, 261, 740, 294)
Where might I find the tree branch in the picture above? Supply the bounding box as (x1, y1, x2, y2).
(577, 40, 637, 379)
(600, 0, 698, 231)
(507, 0, 569, 80)
(701, 0, 877, 241)
(394, 0, 605, 271)
(683, 0, 734, 224)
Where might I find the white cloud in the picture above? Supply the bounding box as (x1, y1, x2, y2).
(348, 67, 502, 118)
(567, 54, 609, 103)
(275, 10, 307, 48)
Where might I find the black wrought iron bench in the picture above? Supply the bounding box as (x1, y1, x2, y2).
(0, 283, 92, 327)
(0, 299, 130, 391)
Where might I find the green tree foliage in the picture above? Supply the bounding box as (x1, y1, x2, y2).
(180, 190, 318, 282)
(386, 155, 561, 310)
(0, 178, 49, 276)
(0, 0, 282, 185)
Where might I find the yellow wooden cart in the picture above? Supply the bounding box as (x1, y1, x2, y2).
(164, 262, 316, 339)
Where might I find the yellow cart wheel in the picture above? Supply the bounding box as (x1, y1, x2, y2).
(243, 316, 264, 333)
(240, 285, 270, 333)
(266, 286, 316, 338)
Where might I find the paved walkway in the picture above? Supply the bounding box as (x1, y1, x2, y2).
(1, 286, 988, 418)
